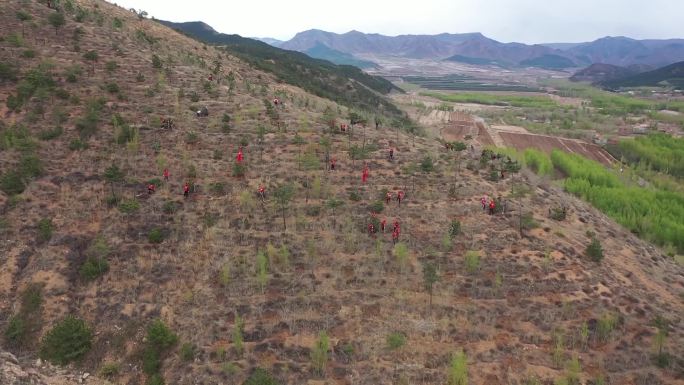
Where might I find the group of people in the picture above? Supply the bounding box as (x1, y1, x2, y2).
(385, 190, 405, 206)
(481, 195, 498, 215)
(368, 216, 401, 243)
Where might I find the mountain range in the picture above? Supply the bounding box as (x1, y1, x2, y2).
(273, 30, 684, 70)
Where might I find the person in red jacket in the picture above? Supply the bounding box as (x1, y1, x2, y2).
(368, 222, 375, 235)
(163, 168, 170, 181)
(258, 185, 266, 201)
(392, 229, 399, 244)
(489, 199, 496, 215)
(393, 219, 400, 233)
(397, 190, 405, 206)
(381, 218, 387, 233)
(362, 163, 369, 184)
(183, 182, 190, 198)
(385, 191, 392, 204)
(236, 147, 244, 163)
(147, 184, 156, 194)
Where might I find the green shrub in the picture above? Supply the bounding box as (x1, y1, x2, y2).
(205, 181, 229, 194)
(521, 212, 540, 230)
(585, 237, 604, 262)
(420, 156, 435, 172)
(244, 368, 279, 385)
(99, 362, 120, 378)
(4, 316, 26, 347)
(69, 138, 88, 150)
(305, 205, 321, 217)
(179, 343, 195, 362)
(232, 314, 244, 357)
(367, 200, 384, 213)
(151, 54, 163, 69)
(0, 171, 26, 195)
(82, 50, 98, 62)
(550, 206, 568, 221)
(147, 374, 165, 385)
(147, 319, 177, 350)
(112, 17, 123, 28)
(233, 162, 246, 177)
(118, 199, 140, 214)
(162, 201, 176, 214)
(596, 313, 616, 342)
(0, 62, 19, 82)
(142, 347, 160, 374)
(22, 50, 36, 58)
(464, 251, 480, 274)
(37, 218, 54, 243)
(449, 220, 461, 237)
(148, 228, 165, 244)
(64, 65, 82, 83)
(310, 331, 329, 376)
(80, 257, 109, 281)
(39, 316, 92, 365)
(185, 131, 199, 144)
(19, 154, 44, 178)
(386, 332, 406, 350)
(447, 350, 468, 385)
(47, 12, 66, 31)
(37, 126, 63, 141)
(105, 82, 120, 93)
(105, 61, 118, 73)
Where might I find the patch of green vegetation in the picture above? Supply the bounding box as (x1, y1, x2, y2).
(610, 134, 684, 178)
(421, 91, 558, 108)
(39, 316, 92, 365)
(552, 150, 684, 253)
(244, 368, 279, 385)
(386, 332, 406, 350)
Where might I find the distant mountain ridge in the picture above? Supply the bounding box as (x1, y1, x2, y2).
(281, 30, 684, 69)
(570, 63, 639, 83)
(600, 61, 684, 89)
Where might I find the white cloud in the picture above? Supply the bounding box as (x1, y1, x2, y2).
(107, 0, 684, 43)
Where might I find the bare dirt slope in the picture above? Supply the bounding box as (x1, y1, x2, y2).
(0, 1, 682, 385)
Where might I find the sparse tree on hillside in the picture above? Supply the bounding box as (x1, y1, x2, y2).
(47, 12, 66, 35)
(311, 331, 329, 377)
(422, 261, 438, 314)
(82, 50, 98, 74)
(447, 350, 468, 385)
(104, 164, 125, 199)
(274, 183, 294, 230)
(325, 198, 344, 225)
(16, 11, 32, 37)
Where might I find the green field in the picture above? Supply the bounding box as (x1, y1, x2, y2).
(420, 91, 558, 108)
(405, 75, 540, 92)
(491, 143, 684, 254)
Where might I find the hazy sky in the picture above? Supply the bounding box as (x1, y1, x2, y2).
(108, 0, 683, 43)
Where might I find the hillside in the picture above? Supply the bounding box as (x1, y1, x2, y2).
(1, 1, 684, 385)
(601, 61, 684, 89)
(304, 42, 377, 69)
(155, 21, 405, 119)
(519, 54, 577, 69)
(570, 63, 639, 83)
